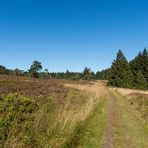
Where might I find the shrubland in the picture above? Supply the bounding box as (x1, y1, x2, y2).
(0, 75, 101, 148)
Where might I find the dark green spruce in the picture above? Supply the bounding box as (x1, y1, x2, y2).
(130, 48, 148, 89)
(108, 49, 133, 88)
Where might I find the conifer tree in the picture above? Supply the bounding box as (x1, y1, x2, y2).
(108, 49, 133, 88)
(130, 48, 148, 89)
(29, 61, 42, 78)
(133, 70, 147, 89)
(141, 48, 148, 82)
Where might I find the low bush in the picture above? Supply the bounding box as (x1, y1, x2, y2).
(0, 93, 37, 147)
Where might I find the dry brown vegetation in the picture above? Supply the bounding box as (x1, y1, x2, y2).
(0, 75, 147, 147)
(0, 75, 69, 98)
(110, 87, 148, 96)
(0, 75, 107, 147)
(127, 93, 148, 120)
(65, 80, 108, 96)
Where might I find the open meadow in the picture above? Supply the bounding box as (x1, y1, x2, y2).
(0, 75, 147, 148)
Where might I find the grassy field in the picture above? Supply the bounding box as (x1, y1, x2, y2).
(0, 75, 104, 148)
(0, 75, 148, 148)
(111, 93, 148, 148)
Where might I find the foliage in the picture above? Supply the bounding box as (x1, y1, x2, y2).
(132, 70, 147, 89)
(13, 68, 24, 76)
(0, 93, 37, 147)
(108, 48, 148, 90)
(0, 65, 8, 74)
(82, 67, 95, 80)
(29, 60, 43, 78)
(0, 76, 97, 147)
(108, 49, 133, 88)
(130, 49, 148, 89)
(96, 68, 111, 80)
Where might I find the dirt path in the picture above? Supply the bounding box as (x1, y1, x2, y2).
(103, 96, 113, 148)
(65, 81, 148, 148)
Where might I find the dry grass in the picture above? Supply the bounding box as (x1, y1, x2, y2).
(0, 75, 108, 147)
(0, 75, 68, 98)
(38, 81, 108, 147)
(127, 93, 148, 120)
(1, 75, 147, 147)
(65, 80, 108, 97)
(109, 87, 148, 96)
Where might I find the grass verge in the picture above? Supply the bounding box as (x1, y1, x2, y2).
(0, 80, 103, 148)
(112, 93, 148, 148)
(63, 96, 108, 148)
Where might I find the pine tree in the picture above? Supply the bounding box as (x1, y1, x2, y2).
(130, 48, 148, 89)
(108, 49, 133, 88)
(133, 70, 147, 89)
(141, 48, 148, 82)
(29, 61, 42, 78)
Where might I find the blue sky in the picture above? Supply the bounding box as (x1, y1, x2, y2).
(0, 0, 148, 72)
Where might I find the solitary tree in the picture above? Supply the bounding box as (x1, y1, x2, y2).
(29, 60, 42, 78)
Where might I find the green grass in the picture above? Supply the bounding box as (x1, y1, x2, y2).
(63, 96, 108, 148)
(112, 93, 148, 148)
(62, 92, 148, 148)
(0, 88, 97, 148)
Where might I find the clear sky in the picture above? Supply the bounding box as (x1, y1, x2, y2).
(0, 0, 148, 72)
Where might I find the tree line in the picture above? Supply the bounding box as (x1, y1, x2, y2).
(0, 61, 99, 80)
(0, 48, 148, 89)
(108, 48, 148, 90)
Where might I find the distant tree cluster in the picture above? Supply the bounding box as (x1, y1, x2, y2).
(96, 68, 111, 80)
(50, 67, 96, 80)
(0, 65, 23, 76)
(0, 63, 99, 81)
(108, 49, 148, 89)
